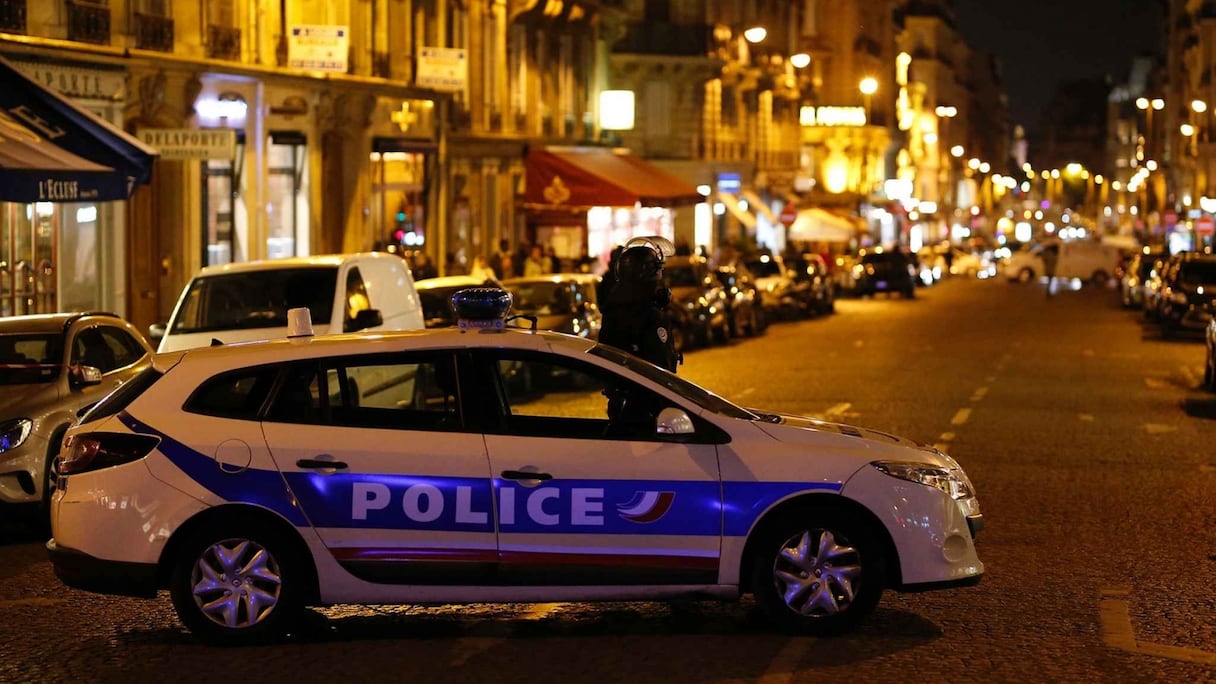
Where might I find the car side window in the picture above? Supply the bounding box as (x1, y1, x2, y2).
(265, 354, 462, 431)
(185, 367, 279, 420)
(485, 352, 669, 441)
(344, 267, 371, 331)
(99, 327, 146, 368)
(71, 328, 119, 372)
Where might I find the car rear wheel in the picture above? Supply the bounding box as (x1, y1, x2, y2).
(1017, 268, 1035, 283)
(750, 508, 884, 636)
(170, 524, 305, 646)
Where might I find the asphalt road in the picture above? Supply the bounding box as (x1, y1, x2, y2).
(1, 274, 1213, 683)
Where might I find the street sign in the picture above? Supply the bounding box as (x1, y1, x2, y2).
(779, 203, 797, 225)
(1197, 216, 1215, 236)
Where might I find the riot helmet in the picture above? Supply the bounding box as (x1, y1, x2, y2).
(615, 236, 674, 284)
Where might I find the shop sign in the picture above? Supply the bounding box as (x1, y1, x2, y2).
(137, 128, 237, 160)
(288, 25, 349, 72)
(1196, 216, 1215, 236)
(417, 47, 468, 92)
(799, 106, 866, 127)
(11, 61, 125, 101)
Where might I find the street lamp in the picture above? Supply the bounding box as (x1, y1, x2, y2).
(859, 76, 878, 123)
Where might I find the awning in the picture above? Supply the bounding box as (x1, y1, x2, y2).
(788, 208, 856, 243)
(525, 146, 702, 209)
(741, 189, 778, 224)
(0, 56, 157, 202)
(717, 192, 757, 229)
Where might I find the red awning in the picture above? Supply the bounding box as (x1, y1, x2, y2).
(525, 147, 702, 209)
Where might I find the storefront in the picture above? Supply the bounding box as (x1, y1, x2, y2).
(523, 146, 702, 268)
(0, 56, 154, 317)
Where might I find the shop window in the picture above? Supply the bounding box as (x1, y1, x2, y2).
(201, 130, 245, 267)
(370, 139, 432, 253)
(0, 202, 57, 316)
(267, 131, 308, 259)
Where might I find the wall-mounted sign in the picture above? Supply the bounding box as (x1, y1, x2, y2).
(417, 47, 468, 92)
(288, 25, 349, 72)
(12, 61, 125, 101)
(138, 128, 237, 160)
(799, 106, 867, 127)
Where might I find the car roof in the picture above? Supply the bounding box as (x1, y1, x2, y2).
(0, 312, 119, 334)
(194, 252, 394, 277)
(155, 326, 598, 372)
(503, 273, 599, 285)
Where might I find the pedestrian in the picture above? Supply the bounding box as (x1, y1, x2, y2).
(524, 245, 548, 276)
(546, 245, 563, 273)
(411, 252, 438, 280)
(468, 254, 497, 284)
(492, 239, 512, 279)
(1038, 238, 1061, 297)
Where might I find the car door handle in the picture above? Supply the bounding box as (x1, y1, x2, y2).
(501, 470, 553, 481)
(297, 458, 348, 470)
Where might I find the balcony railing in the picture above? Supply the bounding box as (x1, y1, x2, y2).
(134, 13, 173, 52)
(617, 22, 712, 57)
(0, 0, 26, 33)
(67, 0, 110, 45)
(206, 24, 241, 61)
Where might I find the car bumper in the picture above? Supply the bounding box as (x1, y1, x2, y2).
(46, 538, 159, 598)
(0, 433, 49, 505)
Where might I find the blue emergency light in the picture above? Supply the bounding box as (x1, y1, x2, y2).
(452, 287, 513, 331)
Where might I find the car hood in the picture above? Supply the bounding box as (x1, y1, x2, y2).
(0, 382, 60, 420)
(752, 411, 959, 468)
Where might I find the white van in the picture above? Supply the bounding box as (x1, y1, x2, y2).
(152, 252, 424, 353)
(1002, 240, 1121, 285)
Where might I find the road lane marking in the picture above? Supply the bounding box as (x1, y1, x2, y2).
(757, 638, 815, 684)
(1100, 587, 1216, 665)
(950, 408, 971, 426)
(1142, 423, 1177, 435)
(970, 387, 989, 402)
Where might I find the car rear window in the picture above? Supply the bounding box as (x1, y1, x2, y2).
(170, 267, 339, 334)
(78, 365, 163, 423)
(184, 367, 280, 420)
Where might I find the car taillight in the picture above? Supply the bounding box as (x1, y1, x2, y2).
(59, 433, 160, 476)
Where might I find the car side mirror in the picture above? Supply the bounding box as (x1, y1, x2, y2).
(656, 407, 695, 436)
(70, 365, 103, 388)
(148, 322, 166, 342)
(348, 308, 384, 333)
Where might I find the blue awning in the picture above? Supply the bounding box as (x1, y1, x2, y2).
(0, 56, 157, 202)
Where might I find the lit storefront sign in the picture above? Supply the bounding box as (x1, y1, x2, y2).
(800, 106, 867, 127)
(138, 128, 237, 160)
(288, 25, 350, 72)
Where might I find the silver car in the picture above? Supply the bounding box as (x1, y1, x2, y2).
(0, 312, 152, 528)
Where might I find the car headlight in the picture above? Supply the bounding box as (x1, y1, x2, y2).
(0, 418, 33, 454)
(872, 460, 975, 500)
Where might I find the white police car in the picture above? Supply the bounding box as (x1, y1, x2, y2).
(48, 289, 983, 645)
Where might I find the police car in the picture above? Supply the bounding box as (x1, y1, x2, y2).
(47, 289, 983, 645)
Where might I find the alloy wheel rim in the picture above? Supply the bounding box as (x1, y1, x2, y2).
(191, 538, 283, 629)
(771, 529, 863, 617)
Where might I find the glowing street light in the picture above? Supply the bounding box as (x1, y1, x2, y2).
(743, 26, 767, 43)
(859, 77, 878, 122)
(790, 53, 811, 69)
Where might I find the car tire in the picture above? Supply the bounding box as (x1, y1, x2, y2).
(1017, 268, 1035, 283)
(169, 522, 306, 646)
(749, 507, 885, 636)
(1090, 271, 1109, 287)
(1204, 354, 1214, 391)
(34, 427, 68, 534)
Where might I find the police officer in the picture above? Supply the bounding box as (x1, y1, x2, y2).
(599, 237, 679, 372)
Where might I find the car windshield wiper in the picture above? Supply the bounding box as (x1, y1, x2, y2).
(750, 411, 783, 423)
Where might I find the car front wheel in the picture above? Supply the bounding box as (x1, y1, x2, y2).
(750, 509, 885, 636)
(170, 523, 306, 646)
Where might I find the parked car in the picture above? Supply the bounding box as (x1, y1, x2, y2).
(48, 293, 984, 645)
(416, 275, 496, 328)
(153, 253, 425, 353)
(1204, 317, 1216, 391)
(744, 254, 808, 318)
(786, 253, 837, 315)
(664, 255, 732, 347)
(1119, 250, 1166, 309)
(502, 273, 602, 339)
(853, 249, 917, 298)
(1153, 252, 1216, 338)
(0, 312, 153, 529)
(714, 261, 767, 337)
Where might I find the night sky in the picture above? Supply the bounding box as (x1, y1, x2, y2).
(955, 0, 1165, 135)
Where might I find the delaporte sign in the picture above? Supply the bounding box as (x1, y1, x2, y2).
(137, 128, 237, 161)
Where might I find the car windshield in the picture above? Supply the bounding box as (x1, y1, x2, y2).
(170, 267, 339, 334)
(510, 282, 574, 314)
(589, 344, 757, 420)
(745, 260, 782, 278)
(1179, 260, 1216, 285)
(0, 333, 64, 385)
